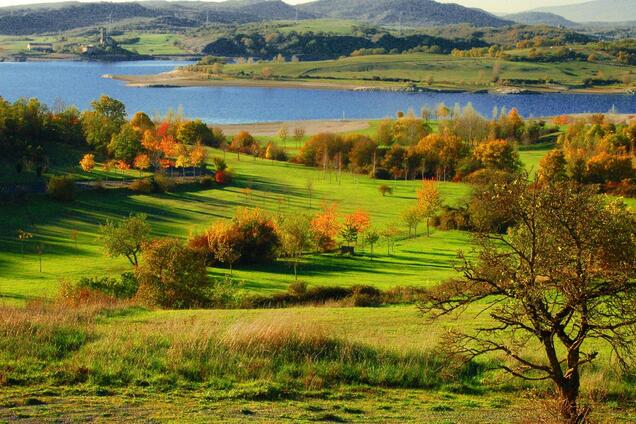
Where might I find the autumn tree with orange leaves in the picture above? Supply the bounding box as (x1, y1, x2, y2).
(133, 153, 151, 176)
(417, 179, 442, 236)
(189, 144, 207, 176)
(340, 210, 371, 247)
(311, 203, 340, 251)
(79, 153, 95, 173)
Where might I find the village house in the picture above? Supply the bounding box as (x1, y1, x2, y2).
(26, 43, 53, 53)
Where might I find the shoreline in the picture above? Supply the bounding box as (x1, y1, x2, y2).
(112, 70, 636, 96)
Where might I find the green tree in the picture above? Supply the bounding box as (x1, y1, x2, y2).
(108, 123, 142, 163)
(473, 139, 521, 172)
(419, 180, 636, 423)
(363, 228, 380, 259)
(402, 207, 423, 237)
(99, 213, 151, 267)
(136, 238, 209, 308)
(82, 96, 127, 152)
(130, 111, 154, 133)
(177, 120, 216, 146)
(538, 149, 568, 183)
(279, 214, 313, 281)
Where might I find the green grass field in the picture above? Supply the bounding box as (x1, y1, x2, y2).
(1, 302, 634, 422)
(2, 127, 635, 422)
(216, 52, 634, 91)
(113, 33, 189, 56)
(2, 133, 633, 303)
(0, 145, 472, 303)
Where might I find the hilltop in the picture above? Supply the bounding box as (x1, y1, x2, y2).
(298, 0, 511, 27)
(505, 11, 577, 28)
(534, 0, 636, 23)
(0, 0, 514, 35)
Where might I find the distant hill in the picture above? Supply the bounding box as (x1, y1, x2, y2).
(505, 12, 577, 28)
(224, 0, 315, 21)
(534, 0, 636, 23)
(298, 0, 512, 27)
(0, 3, 160, 35)
(0, 0, 317, 34)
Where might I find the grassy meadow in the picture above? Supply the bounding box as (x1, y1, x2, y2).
(204, 51, 635, 92)
(0, 144, 471, 302)
(1, 120, 635, 422)
(1, 301, 635, 422)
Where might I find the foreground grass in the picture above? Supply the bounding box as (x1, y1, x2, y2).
(0, 302, 634, 423)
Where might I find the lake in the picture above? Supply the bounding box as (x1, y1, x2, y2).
(1, 60, 635, 123)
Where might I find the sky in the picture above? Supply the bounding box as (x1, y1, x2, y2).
(0, 0, 592, 15)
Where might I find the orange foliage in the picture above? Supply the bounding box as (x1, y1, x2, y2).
(189, 144, 207, 168)
(552, 115, 572, 126)
(344, 210, 370, 233)
(133, 153, 151, 171)
(79, 153, 95, 172)
(116, 160, 131, 171)
(311, 203, 340, 251)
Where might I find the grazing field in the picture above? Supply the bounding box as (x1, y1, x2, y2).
(183, 52, 635, 92)
(0, 145, 472, 303)
(113, 33, 189, 56)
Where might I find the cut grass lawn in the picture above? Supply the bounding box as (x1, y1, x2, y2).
(0, 146, 471, 302)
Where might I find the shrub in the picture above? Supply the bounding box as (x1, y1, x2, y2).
(152, 174, 175, 193)
(215, 169, 232, 185)
(231, 208, 280, 264)
(47, 175, 75, 201)
(348, 285, 382, 307)
(75, 273, 139, 299)
(199, 176, 215, 188)
(378, 184, 393, 196)
(129, 178, 153, 193)
(464, 168, 516, 186)
(135, 238, 209, 308)
(435, 206, 472, 231)
(288, 281, 308, 296)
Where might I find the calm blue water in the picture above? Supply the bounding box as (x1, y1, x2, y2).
(1, 60, 635, 123)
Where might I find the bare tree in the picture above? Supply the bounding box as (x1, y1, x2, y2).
(305, 178, 314, 209)
(419, 179, 636, 423)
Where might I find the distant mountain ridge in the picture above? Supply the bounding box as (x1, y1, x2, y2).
(0, 3, 161, 35)
(533, 0, 636, 23)
(298, 0, 512, 27)
(0, 0, 514, 35)
(504, 11, 577, 28)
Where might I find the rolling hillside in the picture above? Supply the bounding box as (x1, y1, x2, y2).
(0, 0, 514, 35)
(0, 3, 160, 35)
(505, 11, 577, 28)
(299, 0, 512, 27)
(534, 0, 636, 23)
